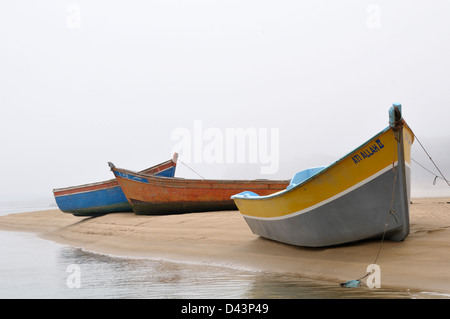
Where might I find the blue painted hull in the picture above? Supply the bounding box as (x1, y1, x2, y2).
(55, 184, 132, 215)
(54, 162, 176, 216)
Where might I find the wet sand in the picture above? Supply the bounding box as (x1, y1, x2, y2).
(1, 197, 449, 295)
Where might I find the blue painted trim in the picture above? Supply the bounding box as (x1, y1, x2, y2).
(286, 166, 328, 190)
(114, 171, 149, 183)
(231, 191, 259, 199)
(155, 167, 176, 177)
(389, 103, 402, 128)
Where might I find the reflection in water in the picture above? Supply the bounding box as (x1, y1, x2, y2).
(57, 247, 256, 299)
(0, 230, 445, 299)
(56, 247, 439, 299)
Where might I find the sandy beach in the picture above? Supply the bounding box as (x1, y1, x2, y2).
(1, 197, 449, 295)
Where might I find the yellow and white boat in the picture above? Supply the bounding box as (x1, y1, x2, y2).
(232, 104, 414, 247)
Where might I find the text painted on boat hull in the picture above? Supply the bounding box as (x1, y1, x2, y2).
(352, 139, 385, 164)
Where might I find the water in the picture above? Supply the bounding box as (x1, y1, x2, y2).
(0, 200, 56, 217)
(0, 205, 448, 300)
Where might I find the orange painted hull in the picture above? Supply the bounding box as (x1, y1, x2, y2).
(111, 167, 290, 215)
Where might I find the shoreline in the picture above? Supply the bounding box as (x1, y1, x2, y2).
(1, 197, 450, 295)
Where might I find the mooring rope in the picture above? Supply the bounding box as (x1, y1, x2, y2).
(412, 133, 450, 188)
(361, 165, 398, 280)
(178, 159, 206, 180)
(340, 161, 398, 288)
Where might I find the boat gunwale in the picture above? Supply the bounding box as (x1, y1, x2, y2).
(53, 179, 118, 195)
(112, 167, 290, 189)
(53, 159, 176, 195)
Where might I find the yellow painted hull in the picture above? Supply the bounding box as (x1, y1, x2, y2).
(232, 121, 414, 247)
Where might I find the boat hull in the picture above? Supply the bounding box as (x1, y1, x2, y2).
(111, 169, 290, 215)
(129, 198, 237, 214)
(54, 181, 132, 216)
(53, 159, 176, 216)
(232, 119, 414, 247)
(242, 163, 411, 247)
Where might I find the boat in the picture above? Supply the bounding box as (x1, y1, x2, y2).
(53, 154, 178, 216)
(109, 165, 290, 215)
(231, 104, 414, 247)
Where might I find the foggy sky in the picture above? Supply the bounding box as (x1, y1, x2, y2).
(1, 1, 450, 203)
